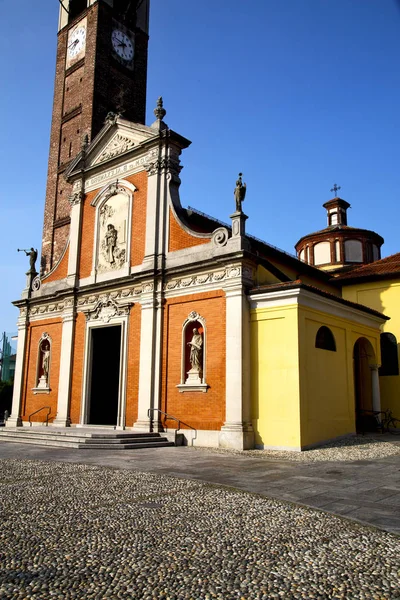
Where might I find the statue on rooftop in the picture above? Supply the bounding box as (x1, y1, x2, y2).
(18, 247, 38, 274)
(234, 173, 246, 213)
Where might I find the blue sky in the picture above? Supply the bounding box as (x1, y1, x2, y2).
(0, 0, 399, 334)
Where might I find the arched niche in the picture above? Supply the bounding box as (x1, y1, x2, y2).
(177, 311, 209, 393)
(34, 332, 52, 393)
(91, 180, 136, 282)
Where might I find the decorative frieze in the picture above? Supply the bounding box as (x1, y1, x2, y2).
(164, 264, 253, 294)
(84, 297, 131, 323)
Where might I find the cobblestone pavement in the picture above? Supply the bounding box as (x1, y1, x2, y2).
(1, 436, 400, 536)
(1, 459, 400, 600)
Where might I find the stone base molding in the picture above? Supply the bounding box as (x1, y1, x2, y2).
(5, 416, 22, 428)
(219, 422, 255, 450)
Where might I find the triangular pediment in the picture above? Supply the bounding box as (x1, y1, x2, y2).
(65, 116, 159, 179)
(90, 118, 157, 167)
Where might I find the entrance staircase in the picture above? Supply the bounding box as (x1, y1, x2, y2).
(0, 427, 175, 450)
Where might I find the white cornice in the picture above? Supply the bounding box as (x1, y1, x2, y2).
(249, 287, 386, 328)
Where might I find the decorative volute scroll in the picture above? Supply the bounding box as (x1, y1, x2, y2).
(177, 311, 208, 393)
(212, 227, 229, 248)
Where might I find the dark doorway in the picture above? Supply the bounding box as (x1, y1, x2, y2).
(353, 337, 375, 433)
(89, 326, 121, 426)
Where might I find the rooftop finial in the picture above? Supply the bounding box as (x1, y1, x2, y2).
(330, 183, 341, 197)
(154, 96, 166, 121)
(234, 172, 247, 213)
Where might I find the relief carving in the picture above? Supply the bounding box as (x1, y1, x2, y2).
(97, 134, 135, 163)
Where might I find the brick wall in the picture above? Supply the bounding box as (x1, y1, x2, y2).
(42, 246, 69, 284)
(78, 189, 97, 280)
(21, 319, 63, 423)
(69, 312, 86, 424)
(126, 172, 147, 266)
(125, 304, 141, 426)
(161, 291, 226, 430)
(168, 209, 210, 252)
(41, 2, 148, 275)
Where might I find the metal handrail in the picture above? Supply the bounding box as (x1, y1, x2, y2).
(28, 406, 51, 427)
(147, 408, 197, 446)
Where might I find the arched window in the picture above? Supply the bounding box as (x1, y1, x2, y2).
(315, 326, 336, 352)
(379, 333, 399, 376)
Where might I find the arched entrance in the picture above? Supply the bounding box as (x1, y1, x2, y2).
(353, 337, 380, 432)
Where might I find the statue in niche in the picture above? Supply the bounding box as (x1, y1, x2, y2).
(105, 224, 118, 264)
(37, 340, 50, 389)
(42, 347, 50, 380)
(188, 328, 203, 374)
(234, 172, 246, 213)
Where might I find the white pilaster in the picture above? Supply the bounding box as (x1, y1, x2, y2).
(370, 364, 381, 413)
(67, 188, 84, 286)
(133, 294, 156, 431)
(7, 310, 28, 427)
(219, 285, 254, 450)
(143, 156, 163, 268)
(53, 306, 75, 426)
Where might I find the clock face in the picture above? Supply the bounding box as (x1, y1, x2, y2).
(68, 26, 87, 59)
(111, 29, 134, 62)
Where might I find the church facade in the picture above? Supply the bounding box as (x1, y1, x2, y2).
(8, 0, 400, 450)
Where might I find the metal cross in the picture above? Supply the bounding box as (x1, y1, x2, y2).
(331, 184, 341, 196)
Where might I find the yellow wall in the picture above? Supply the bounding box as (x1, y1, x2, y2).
(343, 279, 400, 414)
(251, 297, 382, 450)
(250, 304, 302, 449)
(298, 306, 379, 447)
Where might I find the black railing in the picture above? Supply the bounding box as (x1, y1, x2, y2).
(28, 407, 51, 427)
(147, 408, 197, 446)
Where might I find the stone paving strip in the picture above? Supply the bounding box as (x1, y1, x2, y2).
(1, 459, 400, 600)
(195, 435, 400, 463)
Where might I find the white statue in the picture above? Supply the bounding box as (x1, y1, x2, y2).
(188, 328, 203, 373)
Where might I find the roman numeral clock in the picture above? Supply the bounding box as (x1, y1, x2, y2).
(111, 24, 134, 69)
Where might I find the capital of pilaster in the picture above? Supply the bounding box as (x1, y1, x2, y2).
(69, 191, 85, 206)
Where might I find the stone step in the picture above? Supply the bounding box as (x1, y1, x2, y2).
(0, 431, 161, 444)
(77, 442, 175, 450)
(0, 429, 175, 450)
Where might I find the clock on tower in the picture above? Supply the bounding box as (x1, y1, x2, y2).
(41, 0, 149, 275)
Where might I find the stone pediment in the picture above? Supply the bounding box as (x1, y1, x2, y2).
(93, 133, 137, 165)
(65, 116, 158, 179)
(90, 120, 157, 167)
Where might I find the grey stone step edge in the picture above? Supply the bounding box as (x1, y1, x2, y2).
(0, 437, 174, 449)
(0, 432, 166, 444)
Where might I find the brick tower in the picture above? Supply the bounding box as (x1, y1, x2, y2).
(42, 0, 149, 275)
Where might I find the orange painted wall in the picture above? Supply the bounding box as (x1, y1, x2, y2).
(161, 291, 226, 430)
(21, 318, 63, 423)
(41, 245, 69, 284)
(126, 172, 147, 267)
(168, 208, 210, 252)
(78, 189, 97, 279)
(125, 304, 141, 426)
(69, 311, 86, 424)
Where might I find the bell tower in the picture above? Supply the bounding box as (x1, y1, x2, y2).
(41, 0, 150, 275)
